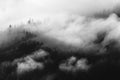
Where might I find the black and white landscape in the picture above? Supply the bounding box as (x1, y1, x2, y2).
(0, 0, 120, 80)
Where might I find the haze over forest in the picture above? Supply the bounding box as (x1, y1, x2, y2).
(0, 0, 120, 80)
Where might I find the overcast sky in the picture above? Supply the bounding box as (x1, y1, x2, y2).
(0, 0, 120, 30)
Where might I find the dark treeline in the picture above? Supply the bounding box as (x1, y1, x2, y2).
(0, 29, 120, 80)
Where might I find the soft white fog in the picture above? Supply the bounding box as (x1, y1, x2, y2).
(0, 0, 120, 30)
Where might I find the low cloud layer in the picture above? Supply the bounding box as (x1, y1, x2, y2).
(19, 13, 120, 53)
(0, 13, 120, 55)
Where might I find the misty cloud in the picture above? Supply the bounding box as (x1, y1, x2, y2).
(1, 0, 120, 80)
(1, 13, 120, 53)
(0, 0, 120, 30)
